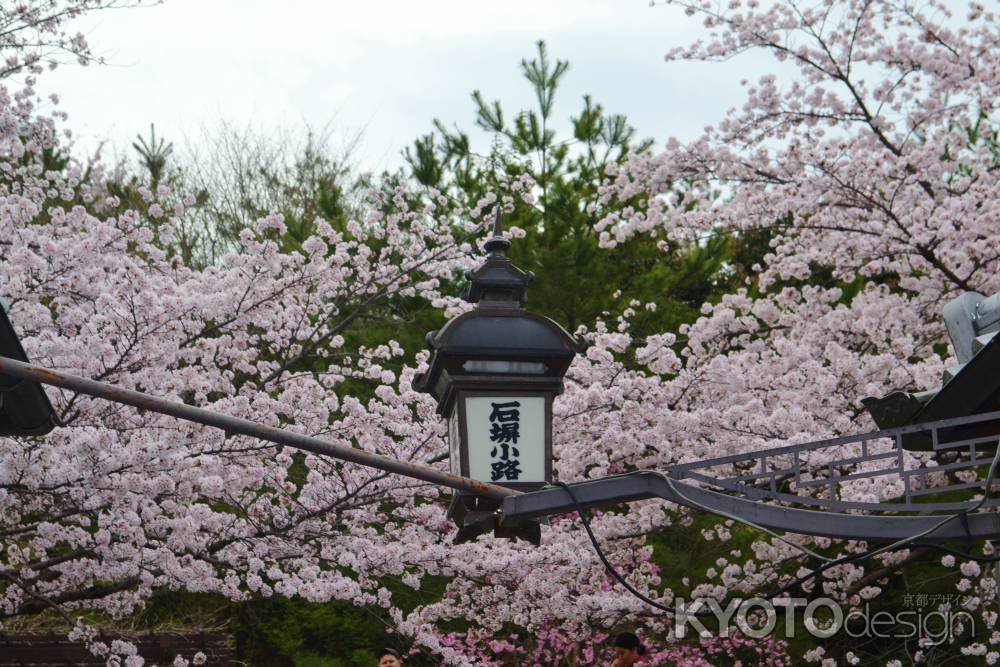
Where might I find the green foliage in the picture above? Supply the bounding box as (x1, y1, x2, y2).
(232, 596, 384, 666)
(132, 123, 174, 191)
(114, 123, 361, 270)
(402, 40, 734, 342)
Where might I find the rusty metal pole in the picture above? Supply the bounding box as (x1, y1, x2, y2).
(0, 355, 517, 501)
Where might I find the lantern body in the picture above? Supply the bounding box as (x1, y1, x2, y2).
(413, 305, 581, 492)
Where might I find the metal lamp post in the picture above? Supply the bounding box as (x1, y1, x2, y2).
(411, 209, 584, 543)
(0, 300, 57, 436)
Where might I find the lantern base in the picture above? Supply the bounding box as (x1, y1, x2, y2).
(448, 493, 542, 546)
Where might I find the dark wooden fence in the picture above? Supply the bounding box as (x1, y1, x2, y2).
(0, 633, 232, 665)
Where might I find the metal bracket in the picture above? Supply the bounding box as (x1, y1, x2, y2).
(451, 493, 542, 545)
(502, 411, 1000, 543)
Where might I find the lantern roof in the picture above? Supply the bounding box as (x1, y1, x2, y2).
(427, 309, 580, 359)
(411, 209, 585, 410)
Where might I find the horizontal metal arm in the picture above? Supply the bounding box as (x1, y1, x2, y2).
(0, 356, 517, 501)
(501, 471, 1000, 543)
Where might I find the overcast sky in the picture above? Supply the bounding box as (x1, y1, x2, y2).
(38, 0, 764, 173)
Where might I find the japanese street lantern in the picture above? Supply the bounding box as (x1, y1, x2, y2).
(412, 209, 584, 542)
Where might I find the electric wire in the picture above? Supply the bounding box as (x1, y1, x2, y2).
(651, 471, 834, 563)
(557, 481, 890, 616)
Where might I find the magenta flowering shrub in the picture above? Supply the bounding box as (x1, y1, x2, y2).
(438, 623, 790, 666)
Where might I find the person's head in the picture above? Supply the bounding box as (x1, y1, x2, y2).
(612, 631, 645, 664)
(377, 647, 403, 667)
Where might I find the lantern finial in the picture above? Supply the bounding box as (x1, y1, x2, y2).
(483, 207, 511, 255)
(462, 207, 531, 305)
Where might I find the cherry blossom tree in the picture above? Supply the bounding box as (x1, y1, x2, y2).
(587, 0, 1000, 663)
(12, 0, 1000, 665)
(0, 8, 680, 665)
